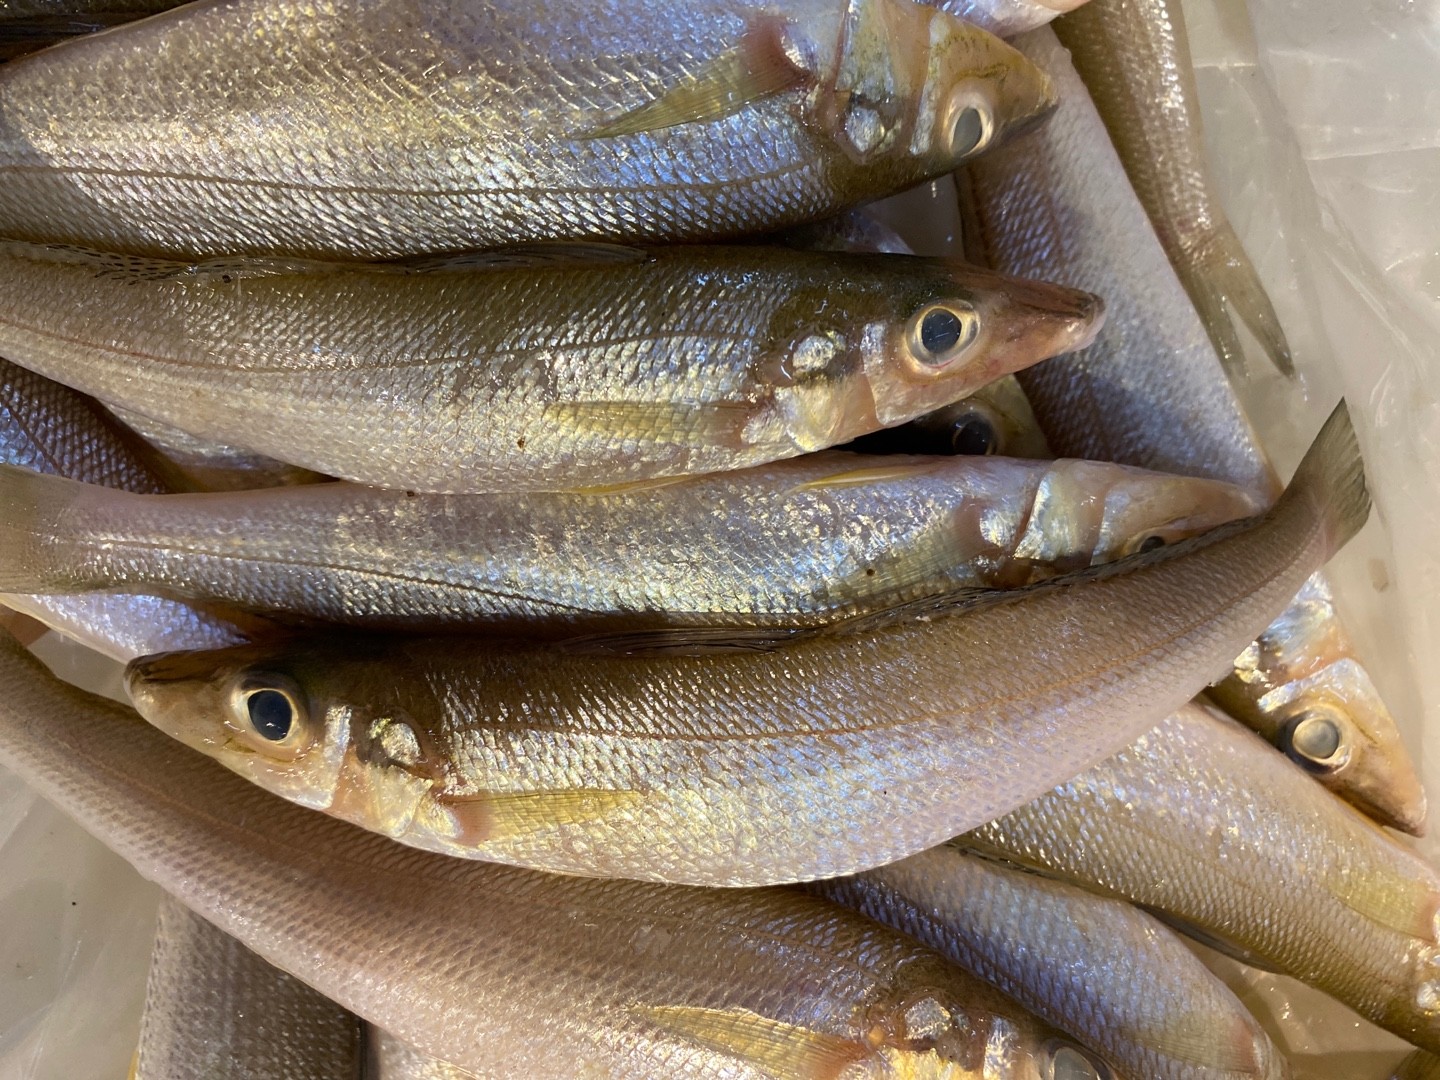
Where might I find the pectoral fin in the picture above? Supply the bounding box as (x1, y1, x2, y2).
(633, 1004, 868, 1080)
(583, 19, 806, 138)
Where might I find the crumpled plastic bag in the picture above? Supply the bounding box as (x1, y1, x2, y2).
(0, 0, 1435, 1073)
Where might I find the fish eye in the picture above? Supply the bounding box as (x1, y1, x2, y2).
(229, 672, 310, 755)
(247, 689, 296, 741)
(941, 87, 994, 160)
(1139, 534, 1167, 553)
(950, 412, 997, 455)
(905, 302, 979, 371)
(1283, 709, 1348, 771)
(1047, 1044, 1108, 1080)
(1122, 528, 1182, 557)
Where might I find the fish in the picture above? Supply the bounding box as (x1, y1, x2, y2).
(0, 242, 1102, 494)
(0, 358, 255, 661)
(125, 402, 1368, 886)
(367, 1033, 482, 1080)
(961, 700, 1440, 1054)
(0, 452, 1262, 634)
(842, 377, 1050, 457)
(961, 26, 1426, 835)
(135, 895, 365, 1080)
(929, 0, 1090, 38)
(1053, 0, 1293, 378)
(0, 0, 1055, 260)
(0, 631, 1112, 1080)
(812, 845, 1289, 1080)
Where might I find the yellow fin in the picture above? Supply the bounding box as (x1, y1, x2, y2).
(434, 788, 645, 845)
(568, 474, 695, 497)
(545, 400, 754, 447)
(1322, 859, 1440, 941)
(584, 19, 805, 138)
(634, 1004, 867, 1080)
(788, 460, 947, 493)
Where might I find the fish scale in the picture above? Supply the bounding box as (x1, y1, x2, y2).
(0, 0, 1054, 259)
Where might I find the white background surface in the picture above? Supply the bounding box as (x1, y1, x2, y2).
(0, 0, 1435, 1073)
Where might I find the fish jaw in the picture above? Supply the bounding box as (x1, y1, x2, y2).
(125, 646, 347, 814)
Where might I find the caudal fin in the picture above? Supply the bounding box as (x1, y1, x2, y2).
(1180, 227, 1295, 379)
(1280, 401, 1370, 555)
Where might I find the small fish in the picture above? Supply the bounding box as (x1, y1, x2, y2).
(0, 452, 1261, 633)
(962, 700, 1440, 1054)
(962, 26, 1425, 835)
(1053, 0, 1293, 377)
(0, 630, 1108, 1079)
(126, 403, 1367, 886)
(0, 242, 1101, 493)
(0, 358, 254, 661)
(0, 0, 1055, 259)
(135, 896, 364, 1080)
(813, 846, 1289, 1079)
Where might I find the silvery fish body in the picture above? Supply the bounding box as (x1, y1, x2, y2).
(125, 405, 1368, 886)
(0, 0, 1054, 259)
(963, 701, 1440, 1053)
(136, 896, 364, 1080)
(368, 1033, 482, 1080)
(0, 635, 1106, 1079)
(0, 453, 1260, 633)
(1053, 0, 1292, 376)
(0, 358, 251, 660)
(814, 846, 1288, 1080)
(962, 27, 1425, 835)
(0, 242, 1101, 493)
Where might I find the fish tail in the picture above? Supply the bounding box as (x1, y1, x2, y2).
(1279, 401, 1370, 556)
(0, 464, 90, 591)
(1180, 227, 1295, 379)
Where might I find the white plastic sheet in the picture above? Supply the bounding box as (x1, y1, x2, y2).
(0, 0, 1434, 1072)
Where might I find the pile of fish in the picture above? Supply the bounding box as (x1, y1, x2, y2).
(0, 0, 1429, 1076)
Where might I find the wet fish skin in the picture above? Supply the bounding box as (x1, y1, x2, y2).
(0, 358, 252, 660)
(927, 0, 1089, 38)
(1052, 0, 1293, 377)
(962, 701, 1440, 1053)
(125, 403, 1367, 886)
(0, 634, 1100, 1080)
(962, 26, 1425, 836)
(0, 452, 1262, 633)
(0, 0, 1054, 260)
(813, 846, 1289, 1080)
(136, 896, 364, 1080)
(368, 1032, 483, 1080)
(0, 242, 1101, 494)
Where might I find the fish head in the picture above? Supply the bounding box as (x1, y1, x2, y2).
(801, 0, 1056, 178)
(893, 376, 1051, 458)
(1214, 575, 1428, 835)
(125, 641, 446, 835)
(845, 957, 1118, 1078)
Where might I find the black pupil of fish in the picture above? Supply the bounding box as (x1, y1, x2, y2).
(247, 689, 295, 741)
(951, 107, 984, 156)
(1139, 535, 1167, 553)
(920, 309, 964, 357)
(950, 416, 995, 456)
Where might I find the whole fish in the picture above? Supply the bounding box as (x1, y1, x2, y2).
(0, 358, 253, 661)
(814, 846, 1289, 1080)
(0, 242, 1101, 493)
(962, 701, 1440, 1054)
(0, 453, 1261, 634)
(126, 404, 1367, 886)
(135, 896, 364, 1080)
(962, 26, 1425, 835)
(0, 0, 1054, 260)
(0, 633, 1113, 1080)
(1053, 0, 1293, 377)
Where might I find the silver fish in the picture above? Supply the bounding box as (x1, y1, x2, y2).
(0, 242, 1101, 494)
(0, 632, 1109, 1079)
(961, 26, 1425, 835)
(0, 453, 1261, 633)
(0, 0, 1055, 259)
(124, 404, 1367, 886)
(963, 701, 1440, 1053)
(0, 358, 253, 661)
(135, 895, 364, 1080)
(813, 846, 1289, 1079)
